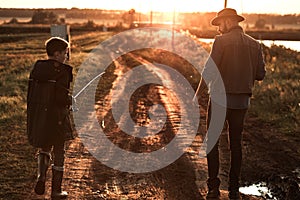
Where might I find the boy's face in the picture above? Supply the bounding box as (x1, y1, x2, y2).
(53, 48, 69, 63)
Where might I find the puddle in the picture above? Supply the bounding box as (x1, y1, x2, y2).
(239, 182, 276, 199)
(240, 169, 300, 199)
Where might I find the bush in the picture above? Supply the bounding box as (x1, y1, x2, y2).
(30, 10, 58, 24)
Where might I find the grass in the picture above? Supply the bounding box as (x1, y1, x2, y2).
(250, 44, 300, 134)
(0, 64, 35, 198)
(0, 34, 44, 199)
(0, 30, 299, 198)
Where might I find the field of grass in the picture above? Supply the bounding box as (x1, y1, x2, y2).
(251, 44, 300, 134)
(0, 30, 299, 198)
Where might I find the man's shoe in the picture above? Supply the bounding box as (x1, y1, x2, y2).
(206, 188, 220, 199)
(228, 190, 241, 200)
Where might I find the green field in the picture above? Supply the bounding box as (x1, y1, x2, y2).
(0, 30, 299, 198)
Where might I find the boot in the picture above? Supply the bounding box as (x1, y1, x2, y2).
(206, 178, 221, 199)
(228, 191, 241, 200)
(34, 152, 50, 195)
(206, 188, 220, 199)
(228, 184, 241, 200)
(51, 166, 68, 199)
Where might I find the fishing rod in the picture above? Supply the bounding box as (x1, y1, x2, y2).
(71, 71, 105, 112)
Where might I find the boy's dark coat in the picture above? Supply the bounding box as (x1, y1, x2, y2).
(27, 60, 74, 147)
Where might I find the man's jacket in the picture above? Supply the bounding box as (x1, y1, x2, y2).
(203, 26, 266, 95)
(27, 59, 74, 147)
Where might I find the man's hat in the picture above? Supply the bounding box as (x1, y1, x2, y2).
(211, 8, 245, 26)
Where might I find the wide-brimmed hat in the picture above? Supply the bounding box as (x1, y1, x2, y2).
(211, 8, 245, 26)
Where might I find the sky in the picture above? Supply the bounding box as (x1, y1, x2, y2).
(0, 0, 299, 15)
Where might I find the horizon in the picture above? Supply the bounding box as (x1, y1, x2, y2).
(0, 7, 299, 16)
(1, 0, 300, 15)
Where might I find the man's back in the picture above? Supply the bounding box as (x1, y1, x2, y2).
(211, 26, 265, 94)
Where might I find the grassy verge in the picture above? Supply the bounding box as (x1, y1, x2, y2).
(0, 48, 38, 199)
(250, 45, 300, 134)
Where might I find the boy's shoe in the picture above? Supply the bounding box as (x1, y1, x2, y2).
(34, 152, 50, 195)
(206, 188, 220, 199)
(51, 167, 68, 199)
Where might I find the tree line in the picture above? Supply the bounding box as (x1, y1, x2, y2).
(1, 8, 299, 27)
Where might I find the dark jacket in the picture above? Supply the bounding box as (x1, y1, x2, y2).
(203, 26, 266, 95)
(27, 59, 74, 147)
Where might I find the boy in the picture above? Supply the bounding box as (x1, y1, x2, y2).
(27, 37, 74, 199)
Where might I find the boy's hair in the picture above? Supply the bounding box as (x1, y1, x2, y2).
(45, 37, 69, 56)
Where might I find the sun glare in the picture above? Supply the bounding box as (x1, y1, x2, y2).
(73, 0, 224, 13)
(135, 0, 223, 13)
(1, 0, 299, 14)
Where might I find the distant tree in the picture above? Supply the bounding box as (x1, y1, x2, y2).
(85, 20, 95, 28)
(8, 17, 18, 24)
(122, 8, 136, 27)
(48, 12, 57, 23)
(59, 18, 66, 24)
(255, 18, 266, 29)
(271, 23, 275, 30)
(31, 10, 58, 24)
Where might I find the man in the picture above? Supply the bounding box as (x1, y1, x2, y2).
(195, 8, 266, 199)
(27, 37, 74, 199)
